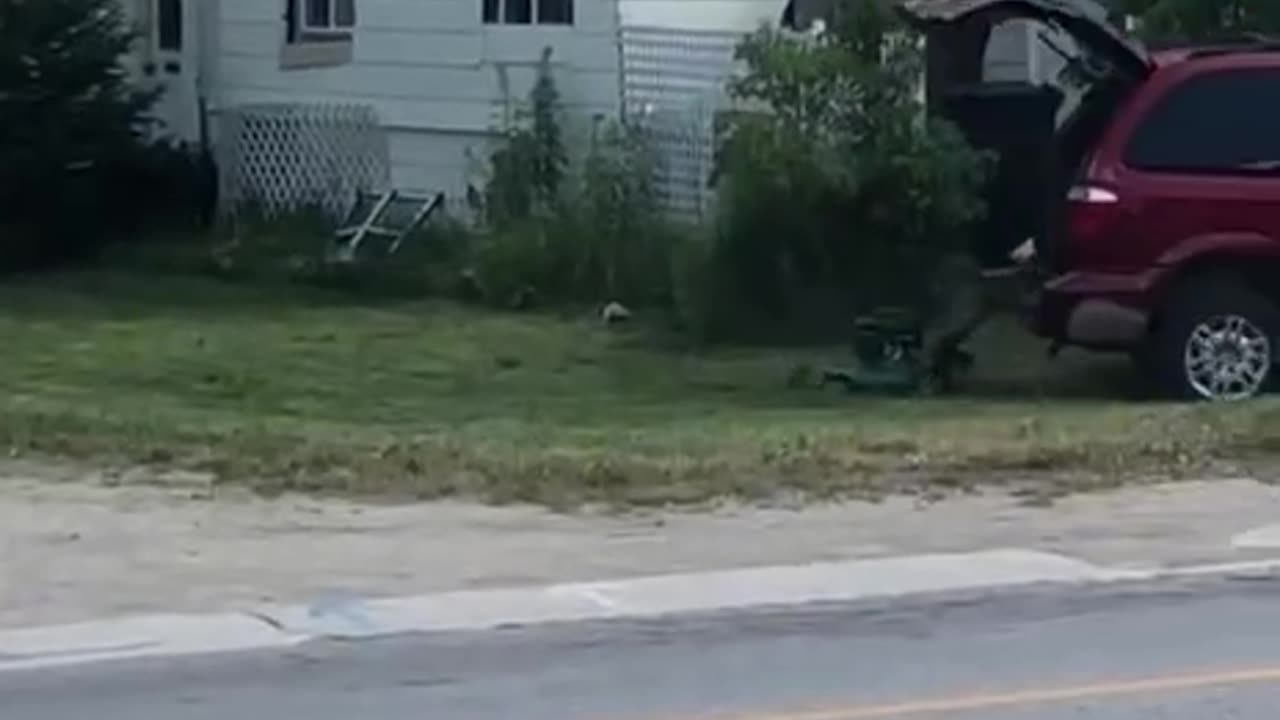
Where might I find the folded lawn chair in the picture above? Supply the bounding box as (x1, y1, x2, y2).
(334, 189, 444, 261)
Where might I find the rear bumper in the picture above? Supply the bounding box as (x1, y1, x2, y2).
(1030, 269, 1166, 351)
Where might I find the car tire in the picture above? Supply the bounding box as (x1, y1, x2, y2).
(1149, 275, 1279, 401)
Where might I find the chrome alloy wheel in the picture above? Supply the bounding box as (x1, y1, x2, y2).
(1184, 314, 1272, 401)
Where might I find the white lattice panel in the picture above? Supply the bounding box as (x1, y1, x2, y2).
(631, 104, 717, 219)
(620, 26, 741, 220)
(218, 103, 390, 218)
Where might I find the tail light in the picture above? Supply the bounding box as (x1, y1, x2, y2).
(1067, 185, 1119, 204)
(1066, 184, 1122, 254)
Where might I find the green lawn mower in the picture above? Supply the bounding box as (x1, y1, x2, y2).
(822, 307, 976, 396)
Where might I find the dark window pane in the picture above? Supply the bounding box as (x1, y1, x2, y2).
(505, 0, 532, 24)
(537, 0, 572, 24)
(1126, 69, 1280, 174)
(483, 0, 499, 23)
(157, 0, 182, 50)
(335, 0, 355, 26)
(286, 0, 299, 42)
(306, 0, 332, 27)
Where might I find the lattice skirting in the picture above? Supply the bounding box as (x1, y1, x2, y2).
(217, 103, 390, 219)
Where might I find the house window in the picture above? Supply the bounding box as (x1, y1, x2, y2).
(156, 0, 182, 52)
(288, 0, 356, 42)
(483, 0, 573, 25)
(282, 0, 357, 69)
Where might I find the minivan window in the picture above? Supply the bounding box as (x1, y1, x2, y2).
(1125, 68, 1280, 174)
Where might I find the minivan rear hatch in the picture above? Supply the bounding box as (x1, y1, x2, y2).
(898, 0, 1152, 270)
(898, 0, 1152, 79)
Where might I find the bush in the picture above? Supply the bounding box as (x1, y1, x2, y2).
(468, 49, 687, 310)
(188, 205, 473, 301)
(483, 48, 568, 229)
(0, 0, 214, 271)
(705, 0, 990, 341)
(1119, 0, 1280, 42)
(107, 139, 218, 234)
(465, 11, 988, 344)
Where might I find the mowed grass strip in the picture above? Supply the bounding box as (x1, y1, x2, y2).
(1, 270, 1277, 508)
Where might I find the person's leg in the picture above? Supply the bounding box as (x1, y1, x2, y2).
(923, 248, 1036, 388)
(923, 255, 988, 379)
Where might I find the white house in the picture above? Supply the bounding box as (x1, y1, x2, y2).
(123, 0, 1063, 212)
(621, 0, 789, 31)
(127, 0, 630, 206)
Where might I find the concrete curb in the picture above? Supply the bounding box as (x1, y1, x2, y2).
(254, 549, 1117, 639)
(3, 549, 1278, 674)
(1233, 523, 1280, 549)
(0, 613, 306, 673)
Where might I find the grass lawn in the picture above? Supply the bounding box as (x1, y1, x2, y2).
(1, 270, 1277, 508)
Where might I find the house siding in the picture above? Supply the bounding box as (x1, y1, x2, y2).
(211, 0, 624, 200)
(619, 0, 788, 31)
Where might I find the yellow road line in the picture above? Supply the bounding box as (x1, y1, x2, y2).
(694, 666, 1280, 720)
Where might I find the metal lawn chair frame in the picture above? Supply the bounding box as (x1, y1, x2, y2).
(334, 189, 445, 260)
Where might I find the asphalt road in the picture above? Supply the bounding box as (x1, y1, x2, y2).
(5, 575, 1280, 719)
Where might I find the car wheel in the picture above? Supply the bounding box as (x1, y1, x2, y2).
(1152, 276, 1279, 401)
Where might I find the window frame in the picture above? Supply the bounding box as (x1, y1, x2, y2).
(282, 0, 357, 70)
(483, 0, 574, 26)
(298, 0, 357, 38)
(1123, 67, 1280, 177)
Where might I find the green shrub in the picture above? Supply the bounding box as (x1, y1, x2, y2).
(483, 47, 568, 229)
(0, 0, 213, 271)
(466, 9, 988, 343)
(569, 119, 683, 306)
(213, 205, 336, 281)
(668, 224, 742, 342)
(1118, 0, 1280, 41)
(707, 0, 990, 341)
(110, 202, 471, 302)
(468, 49, 688, 310)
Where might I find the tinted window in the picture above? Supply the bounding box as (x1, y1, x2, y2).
(504, 0, 532, 23)
(305, 0, 331, 26)
(1126, 68, 1280, 174)
(157, 0, 182, 51)
(537, 0, 572, 24)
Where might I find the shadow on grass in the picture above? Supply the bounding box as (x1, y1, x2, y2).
(0, 269, 352, 318)
(943, 317, 1152, 403)
(961, 354, 1148, 402)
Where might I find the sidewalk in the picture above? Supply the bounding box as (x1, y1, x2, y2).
(2, 461, 1279, 629)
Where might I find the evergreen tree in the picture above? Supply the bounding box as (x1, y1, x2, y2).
(0, 0, 157, 268)
(0, 0, 153, 176)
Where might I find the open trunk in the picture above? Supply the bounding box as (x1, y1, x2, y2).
(898, 0, 1152, 270)
(901, 0, 1151, 78)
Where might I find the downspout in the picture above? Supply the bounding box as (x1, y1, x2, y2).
(193, 0, 216, 152)
(195, 0, 222, 225)
(613, 0, 626, 123)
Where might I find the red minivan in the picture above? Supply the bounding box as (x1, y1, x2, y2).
(904, 0, 1280, 400)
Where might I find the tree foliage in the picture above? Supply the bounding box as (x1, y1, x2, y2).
(0, 0, 208, 270)
(482, 48, 569, 228)
(709, 0, 989, 338)
(1118, 0, 1280, 42)
(472, 49, 681, 309)
(0, 0, 153, 173)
